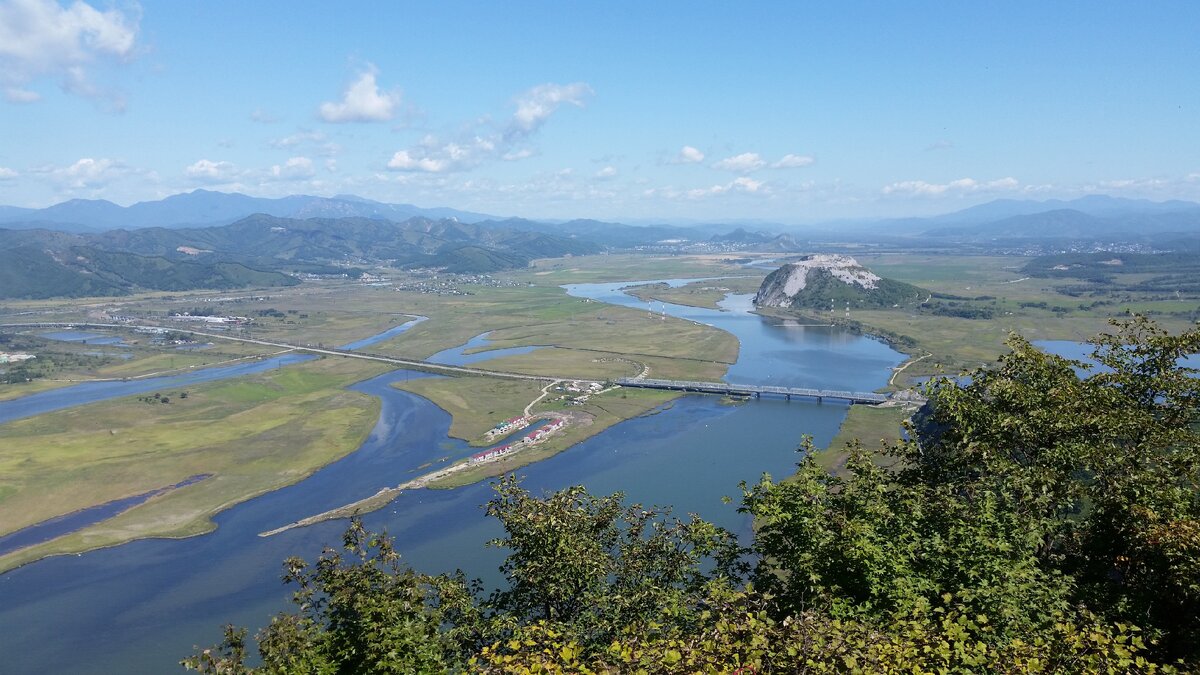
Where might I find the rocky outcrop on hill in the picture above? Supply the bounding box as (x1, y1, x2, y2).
(754, 255, 926, 310)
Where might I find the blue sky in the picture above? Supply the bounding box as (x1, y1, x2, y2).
(1, 1, 1198, 222)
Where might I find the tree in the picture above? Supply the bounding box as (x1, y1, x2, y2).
(183, 520, 473, 674)
(484, 475, 743, 649)
(743, 317, 1199, 663)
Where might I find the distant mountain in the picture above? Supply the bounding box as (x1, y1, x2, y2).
(90, 214, 599, 268)
(754, 255, 927, 310)
(475, 217, 712, 248)
(923, 206, 1200, 239)
(934, 195, 1200, 225)
(833, 196, 1200, 241)
(0, 190, 498, 231)
(0, 232, 298, 299)
(710, 228, 802, 251)
(0, 212, 602, 298)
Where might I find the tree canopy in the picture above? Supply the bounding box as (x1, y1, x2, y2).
(186, 317, 1199, 673)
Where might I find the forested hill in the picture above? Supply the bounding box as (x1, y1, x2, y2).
(754, 255, 927, 310)
(0, 215, 601, 297)
(88, 214, 598, 265)
(0, 242, 297, 299)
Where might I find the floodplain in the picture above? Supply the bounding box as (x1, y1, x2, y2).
(2, 250, 1195, 573)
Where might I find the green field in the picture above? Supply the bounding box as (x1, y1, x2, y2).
(0, 357, 391, 573)
(812, 404, 913, 473)
(0, 332, 281, 402)
(625, 275, 766, 310)
(394, 376, 549, 442)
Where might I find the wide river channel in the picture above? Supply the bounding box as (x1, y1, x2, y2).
(0, 280, 903, 673)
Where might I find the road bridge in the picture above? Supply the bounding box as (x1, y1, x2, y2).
(616, 377, 909, 405)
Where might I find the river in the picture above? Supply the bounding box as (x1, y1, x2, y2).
(0, 282, 902, 673)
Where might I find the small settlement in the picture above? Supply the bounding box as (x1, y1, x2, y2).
(483, 415, 532, 441)
(470, 418, 566, 465)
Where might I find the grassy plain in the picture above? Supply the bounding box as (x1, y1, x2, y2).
(370, 284, 739, 375)
(394, 376, 549, 442)
(0, 357, 390, 573)
(625, 275, 766, 310)
(0, 332, 280, 401)
(0, 256, 748, 566)
(517, 254, 749, 284)
(812, 404, 912, 473)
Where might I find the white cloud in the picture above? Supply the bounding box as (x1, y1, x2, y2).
(185, 159, 239, 183)
(882, 176, 1020, 196)
(0, 0, 139, 104)
(712, 152, 766, 172)
(595, 165, 618, 179)
(318, 66, 400, 123)
(270, 156, 315, 180)
(37, 157, 122, 189)
(0, 167, 17, 179)
(771, 153, 814, 169)
(270, 130, 340, 156)
(271, 130, 324, 148)
(387, 150, 452, 173)
(59, 157, 114, 187)
(388, 82, 591, 174)
(925, 139, 955, 151)
(507, 82, 592, 138)
(684, 176, 766, 199)
(677, 145, 705, 163)
(4, 86, 40, 103)
(502, 148, 535, 161)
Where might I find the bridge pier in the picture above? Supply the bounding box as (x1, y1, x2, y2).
(785, 393, 791, 401)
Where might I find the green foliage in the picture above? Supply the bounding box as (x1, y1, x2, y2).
(182, 520, 473, 674)
(484, 475, 744, 641)
(187, 317, 1198, 672)
(745, 316, 1198, 663)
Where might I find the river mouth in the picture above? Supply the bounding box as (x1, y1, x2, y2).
(0, 280, 904, 673)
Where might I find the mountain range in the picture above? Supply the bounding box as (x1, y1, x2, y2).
(4, 190, 1199, 243)
(862, 195, 1200, 241)
(0, 190, 497, 232)
(0, 213, 600, 298)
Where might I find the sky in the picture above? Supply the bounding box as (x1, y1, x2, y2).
(1, 1, 1199, 223)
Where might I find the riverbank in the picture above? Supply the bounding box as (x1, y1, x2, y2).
(0, 357, 391, 574)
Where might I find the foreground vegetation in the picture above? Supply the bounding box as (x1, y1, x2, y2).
(187, 317, 1199, 672)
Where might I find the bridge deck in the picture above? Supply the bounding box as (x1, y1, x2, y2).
(616, 377, 895, 404)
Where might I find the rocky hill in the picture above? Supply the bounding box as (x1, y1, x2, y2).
(753, 255, 927, 310)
